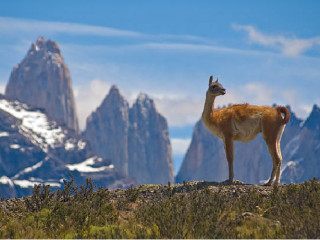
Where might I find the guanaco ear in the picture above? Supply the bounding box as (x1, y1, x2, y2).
(209, 75, 213, 85)
(215, 76, 219, 83)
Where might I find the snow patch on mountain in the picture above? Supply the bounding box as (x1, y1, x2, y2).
(0, 176, 14, 187)
(13, 157, 49, 179)
(13, 179, 61, 188)
(0, 99, 66, 152)
(0, 132, 9, 137)
(283, 134, 300, 159)
(10, 144, 20, 149)
(77, 139, 86, 150)
(66, 156, 114, 173)
(65, 139, 77, 150)
(280, 158, 304, 176)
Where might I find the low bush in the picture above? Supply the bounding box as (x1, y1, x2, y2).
(0, 176, 319, 238)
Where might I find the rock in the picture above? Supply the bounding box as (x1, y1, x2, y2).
(85, 86, 130, 175)
(5, 37, 79, 132)
(128, 93, 174, 185)
(85, 90, 174, 185)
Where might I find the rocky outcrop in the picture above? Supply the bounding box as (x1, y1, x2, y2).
(176, 105, 320, 184)
(0, 95, 135, 198)
(128, 94, 174, 185)
(84, 89, 174, 185)
(85, 86, 130, 175)
(5, 37, 79, 132)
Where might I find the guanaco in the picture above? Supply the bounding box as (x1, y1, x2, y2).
(202, 75, 290, 185)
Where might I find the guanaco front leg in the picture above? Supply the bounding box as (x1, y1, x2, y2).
(223, 137, 234, 182)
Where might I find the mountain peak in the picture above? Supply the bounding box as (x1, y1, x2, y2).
(135, 93, 155, 109)
(5, 37, 79, 132)
(109, 85, 120, 95)
(28, 37, 61, 56)
(137, 93, 149, 100)
(285, 105, 302, 127)
(35, 36, 46, 47)
(303, 104, 320, 132)
(99, 85, 128, 111)
(311, 104, 320, 114)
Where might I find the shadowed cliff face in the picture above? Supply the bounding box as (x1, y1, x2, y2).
(85, 88, 174, 185)
(5, 37, 79, 132)
(85, 86, 130, 175)
(128, 93, 174, 185)
(176, 105, 320, 185)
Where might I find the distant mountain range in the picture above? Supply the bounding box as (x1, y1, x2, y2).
(0, 37, 173, 198)
(0, 37, 319, 198)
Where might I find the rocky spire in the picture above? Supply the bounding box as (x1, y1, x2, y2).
(128, 93, 174, 184)
(85, 85, 130, 175)
(5, 37, 79, 132)
(84, 89, 174, 185)
(303, 104, 320, 132)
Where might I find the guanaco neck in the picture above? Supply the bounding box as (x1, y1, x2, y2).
(201, 90, 216, 126)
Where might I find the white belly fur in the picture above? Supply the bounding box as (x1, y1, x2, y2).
(232, 116, 262, 142)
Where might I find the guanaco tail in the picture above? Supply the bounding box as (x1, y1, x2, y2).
(201, 75, 290, 185)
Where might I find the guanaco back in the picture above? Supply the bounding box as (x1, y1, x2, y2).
(201, 75, 290, 185)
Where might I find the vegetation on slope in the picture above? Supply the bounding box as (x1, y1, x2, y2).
(0, 175, 319, 238)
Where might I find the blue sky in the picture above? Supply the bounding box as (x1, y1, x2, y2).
(1, 0, 320, 174)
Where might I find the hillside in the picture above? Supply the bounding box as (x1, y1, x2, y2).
(0, 178, 319, 238)
(0, 95, 134, 198)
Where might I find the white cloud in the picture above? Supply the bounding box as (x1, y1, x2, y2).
(150, 89, 242, 127)
(0, 16, 143, 38)
(0, 16, 211, 44)
(171, 138, 192, 155)
(142, 42, 245, 54)
(0, 83, 6, 94)
(74, 79, 112, 130)
(152, 94, 203, 126)
(239, 82, 312, 119)
(233, 24, 320, 56)
(282, 89, 313, 119)
(243, 82, 275, 105)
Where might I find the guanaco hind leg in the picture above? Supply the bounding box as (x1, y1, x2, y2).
(264, 131, 284, 185)
(275, 126, 285, 184)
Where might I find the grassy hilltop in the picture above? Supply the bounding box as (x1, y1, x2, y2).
(0, 176, 320, 239)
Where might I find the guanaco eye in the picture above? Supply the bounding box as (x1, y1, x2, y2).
(212, 85, 217, 89)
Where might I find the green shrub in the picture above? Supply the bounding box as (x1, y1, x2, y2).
(1, 177, 319, 238)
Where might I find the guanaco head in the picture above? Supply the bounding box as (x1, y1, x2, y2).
(208, 75, 226, 96)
